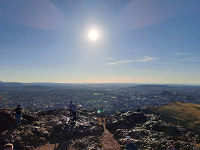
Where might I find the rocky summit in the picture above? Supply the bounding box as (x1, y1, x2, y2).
(0, 108, 103, 150)
(0, 108, 200, 150)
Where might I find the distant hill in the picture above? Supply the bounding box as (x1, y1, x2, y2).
(128, 84, 174, 91)
(148, 102, 200, 130)
(128, 84, 200, 92)
(136, 84, 170, 88)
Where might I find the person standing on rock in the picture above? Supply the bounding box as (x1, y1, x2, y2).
(72, 104, 76, 122)
(126, 136, 138, 150)
(166, 140, 177, 150)
(15, 105, 22, 126)
(68, 101, 74, 117)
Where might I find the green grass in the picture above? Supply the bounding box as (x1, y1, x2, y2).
(93, 93, 103, 96)
(149, 102, 200, 130)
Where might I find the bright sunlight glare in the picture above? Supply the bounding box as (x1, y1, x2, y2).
(88, 29, 99, 41)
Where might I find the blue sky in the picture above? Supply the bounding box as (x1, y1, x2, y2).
(0, 0, 200, 84)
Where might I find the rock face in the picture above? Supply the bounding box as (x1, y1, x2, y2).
(105, 112, 200, 150)
(105, 111, 147, 133)
(70, 136, 102, 150)
(0, 109, 103, 150)
(0, 109, 15, 130)
(1, 108, 200, 150)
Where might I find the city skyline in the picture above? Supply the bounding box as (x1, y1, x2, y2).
(0, 0, 200, 84)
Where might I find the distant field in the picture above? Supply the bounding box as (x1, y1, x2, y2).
(93, 93, 103, 96)
(149, 102, 200, 130)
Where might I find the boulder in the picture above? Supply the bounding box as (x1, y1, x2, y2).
(105, 112, 147, 133)
(0, 110, 15, 130)
(71, 136, 102, 150)
(22, 114, 39, 124)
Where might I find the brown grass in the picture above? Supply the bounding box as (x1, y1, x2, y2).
(151, 102, 200, 130)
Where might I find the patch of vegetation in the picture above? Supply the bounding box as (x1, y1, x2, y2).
(149, 102, 200, 130)
(93, 93, 103, 96)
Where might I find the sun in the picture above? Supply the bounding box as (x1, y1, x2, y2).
(88, 29, 99, 41)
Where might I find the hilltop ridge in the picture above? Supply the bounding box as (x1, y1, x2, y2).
(148, 102, 200, 130)
(1, 104, 200, 150)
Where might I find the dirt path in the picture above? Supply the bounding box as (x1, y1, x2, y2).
(36, 118, 121, 150)
(99, 118, 121, 150)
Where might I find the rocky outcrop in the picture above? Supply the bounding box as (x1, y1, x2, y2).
(0, 109, 15, 130)
(0, 109, 103, 150)
(70, 136, 102, 150)
(21, 114, 39, 125)
(1, 108, 200, 150)
(105, 112, 200, 150)
(105, 111, 147, 133)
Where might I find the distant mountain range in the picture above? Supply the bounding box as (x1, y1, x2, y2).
(0, 81, 199, 88)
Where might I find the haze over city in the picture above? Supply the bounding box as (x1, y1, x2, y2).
(0, 0, 200, 84)
(2, 1, 200, 150)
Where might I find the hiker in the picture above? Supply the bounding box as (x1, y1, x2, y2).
(72, 104, 76, 122)
(15, 105, 22, 126)
(166, 140, 177, 150)
(68, 101, 74, 117)
(126, 136, 138, 150)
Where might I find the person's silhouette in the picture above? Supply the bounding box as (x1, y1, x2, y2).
(68, 101, 73, 117)
(72, 105, 76, 122)
(15, 105, 22, 126)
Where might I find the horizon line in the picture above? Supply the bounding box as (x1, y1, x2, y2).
(0, 80, 200, 86)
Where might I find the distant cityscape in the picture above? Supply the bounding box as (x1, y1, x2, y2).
(0, 82, 200, 114)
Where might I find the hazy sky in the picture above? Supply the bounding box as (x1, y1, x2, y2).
(0, 0, 200, 84)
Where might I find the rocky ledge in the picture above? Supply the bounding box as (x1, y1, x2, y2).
(105, 111, 200, 150)
(0, 109, 103, 150)
(1, 108, 200, 150)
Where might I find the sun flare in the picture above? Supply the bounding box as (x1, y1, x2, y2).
(88, 29, 99, 41)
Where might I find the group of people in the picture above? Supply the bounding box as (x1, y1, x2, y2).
(14, 103, 177, 150)
(14, 101, 77, 126)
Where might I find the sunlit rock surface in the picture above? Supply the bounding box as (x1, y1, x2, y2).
(1, 108, 200, 150)
(105, 112, 200, 150)
(0, 109, 103, 150)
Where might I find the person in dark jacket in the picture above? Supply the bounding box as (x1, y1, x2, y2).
(126, 136, 138, 150)
(15, 105, 22, 126)
(68, 101, 74, 117)
(166, 140, 177, 150)
(72, 104, 76, 122)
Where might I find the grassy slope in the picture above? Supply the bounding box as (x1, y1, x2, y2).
(149, 102, 200, 130)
